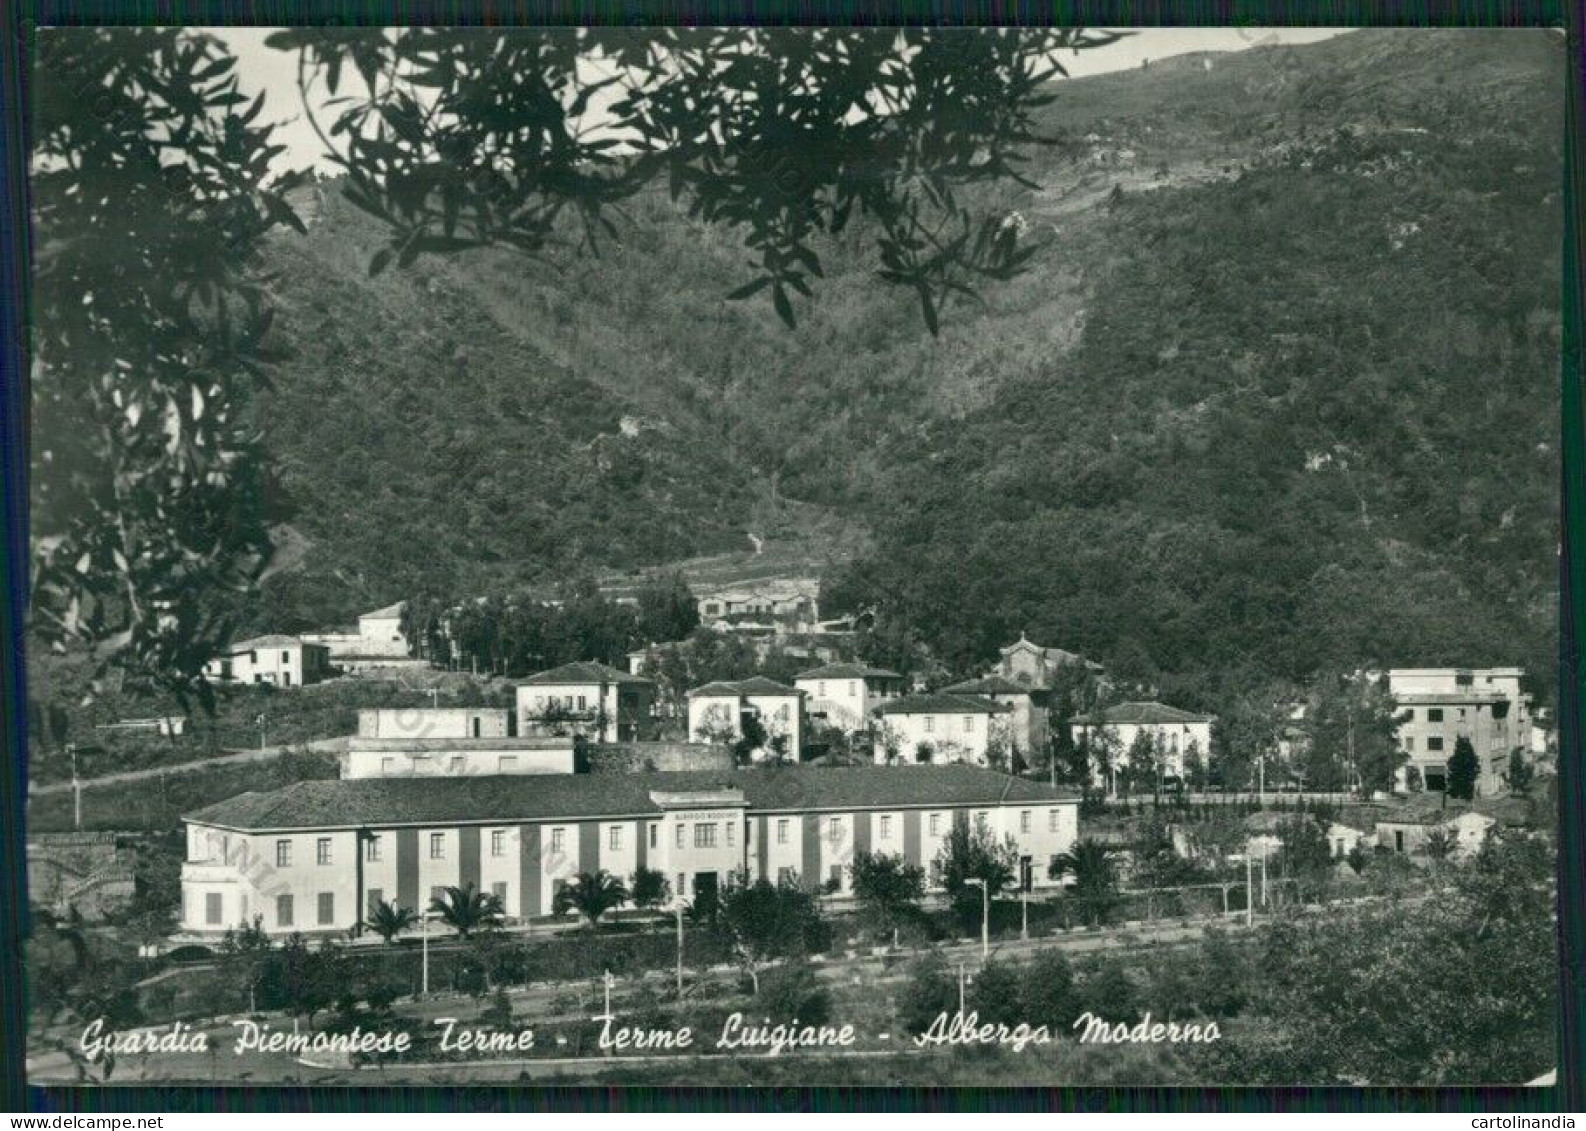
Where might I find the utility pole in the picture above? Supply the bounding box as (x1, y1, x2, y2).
(421, 912, 431, 996)
(1245, 852, 1254, 926)
(674, 893, 685, 997)
(68, 743, 81, 831)
(956, 961, 972, 1018)
(602, 968, 615, 1056)
(1260, 844, 1269, 908)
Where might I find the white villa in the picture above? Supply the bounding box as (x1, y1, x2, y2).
(686, 677, 805, 761)
(795, 662, 906, 736)
(874, 693, 1014, 767)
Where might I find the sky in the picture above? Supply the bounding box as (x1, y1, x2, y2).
(214, 27, 1351, 172)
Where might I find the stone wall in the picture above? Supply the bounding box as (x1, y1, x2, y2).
(583, 742, 733, 774)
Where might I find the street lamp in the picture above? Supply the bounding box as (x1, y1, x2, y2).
(1020, 859, 1031, 941)
(420, 909, 436, 996)
(673, 885, 686, 997)
(965, 877, 989, 961)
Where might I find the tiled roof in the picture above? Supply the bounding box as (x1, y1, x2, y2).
(795, 663, 903, 681)
(184, 765, 1077, 832)
(876, 693, 1013, 716)
(943, 676, 1033, 696)
(688, 677, 802, 698)
(519, 661, 653, 687)
(1376, 796, 1496, 827)
(1070, 701, 1213, 725)
(360, 602, 406, 621)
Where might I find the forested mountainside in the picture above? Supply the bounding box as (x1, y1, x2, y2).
(242, 29, 1562, 703)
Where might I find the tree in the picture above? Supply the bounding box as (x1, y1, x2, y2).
(934, 819, 1019, 931)
(1124, 730, 1162, 798)
(968, 960, 1024, 1025)
(429, 882, 505, 939)
(34, 26, 1128, 702)
(732, 713, 769, 765)
(364, 899, 418, 943)
(552, 870, 630, 929)
(1275, 814, 1334, 889)
(1050, 839, 1119, 925)
(218, 915, 275, 1014)
(757, 961, 831, 1026)
(1211, 688, 1294, 793)
(1506, 748, 1535, 796)
(630, 866, 672, 912)
(897, 950, 960, 1034)
(848, 850, 926, 939)
(1080, 960, 1140, 1023)
(1024, 949, 1083, 1030)
(1078, 714, 1122, 794)
(29, 28, 310, 705)
(714, 875, 828, 993)
(1446, 735, 1479, 802)
(1302, 673, 1407, 795)
(636, 573, 699, 645)
(1211, 831, 1556, 1085)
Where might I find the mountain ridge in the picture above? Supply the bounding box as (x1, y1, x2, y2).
(240, 28, 1563, 702)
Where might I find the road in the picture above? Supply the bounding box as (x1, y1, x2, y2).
(26, 910, 1265, 1086)
(28, 737, 349, 796)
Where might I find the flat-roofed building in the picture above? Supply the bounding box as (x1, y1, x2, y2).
(1387, 667, 1531, 796)
(202, 635, 331, 688)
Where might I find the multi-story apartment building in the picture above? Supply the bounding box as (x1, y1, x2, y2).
(177, 765, 1080, 936)
(201, 635, 332, 688)
(1387, 667, 1532, 796)
(795, 663, 906, 735)
(874, 693, 1014, 767)
(516, 661, 657, 743)
(942, 676, 1050, 762)
(686, 677, 805, 761)
(1068, 701, 1214, 793)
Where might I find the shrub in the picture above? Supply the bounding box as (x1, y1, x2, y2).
(756, 962, 831, 1027)
(896, 950, 960, 1035)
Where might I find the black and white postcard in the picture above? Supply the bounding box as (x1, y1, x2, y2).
(19, 24, 1568, 1093)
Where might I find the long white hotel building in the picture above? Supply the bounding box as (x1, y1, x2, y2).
(178, 763, 1079, 937)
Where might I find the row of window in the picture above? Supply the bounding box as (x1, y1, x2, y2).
(204, 842, 1078, 930)
(197, 891, 339, 928)
(1404, 731, 1512, 754)
(274, 809, 1070, 870)
(379, 754, 525, 775)
(920, 715, 979, 734)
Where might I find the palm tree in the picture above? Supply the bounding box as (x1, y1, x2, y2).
(1051, 838, 1118, 925)
(429, 882, 505, 939)
(552, 870, 630, 929)
(364, 898, 418, 943)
